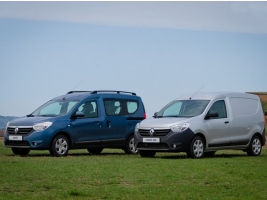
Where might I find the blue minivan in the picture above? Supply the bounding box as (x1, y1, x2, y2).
(4, 90, 146, 156)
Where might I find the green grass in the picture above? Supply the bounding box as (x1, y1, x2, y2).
(1, 141, 267, 200)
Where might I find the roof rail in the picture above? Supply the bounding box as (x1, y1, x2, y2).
(67, 91, 91, 94)
(91, 90, 136, 95)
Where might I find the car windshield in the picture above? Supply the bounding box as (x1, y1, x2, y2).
(156, 100, 210, 118)
(31, 100, 79, 117)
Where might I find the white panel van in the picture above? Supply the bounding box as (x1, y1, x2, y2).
(134, 92, 266, 158)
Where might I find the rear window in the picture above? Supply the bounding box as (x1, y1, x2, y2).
(229, 97, 259, 117)
(126, 100, 138, 114)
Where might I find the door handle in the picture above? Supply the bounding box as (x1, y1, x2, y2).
(106, 121, 111, 128)
(225, 121, 229, 124)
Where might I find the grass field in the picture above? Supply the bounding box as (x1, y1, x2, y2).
(0, 139, 267, 200)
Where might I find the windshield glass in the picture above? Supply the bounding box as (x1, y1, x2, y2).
(31, 100, 78, 117)
(157, 100, 210, 118)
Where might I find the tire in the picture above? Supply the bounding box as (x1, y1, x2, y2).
(50, 135, 69, 157)
(139, 150, 156, 158)
(247, 135, 262, 156)
(187, 136, 205, 158)
(205, 151, 216, 157)
(11, 148, 30, 156)
(87, 148, 103, 155)
(124, 135, 138, 154)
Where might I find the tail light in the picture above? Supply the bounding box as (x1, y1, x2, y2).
(144, 113, 146, 119)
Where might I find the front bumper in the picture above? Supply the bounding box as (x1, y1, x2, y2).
(134, 128, 195, 152)
(4, 128, 53, 149)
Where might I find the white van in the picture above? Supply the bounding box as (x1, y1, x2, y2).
(134, 92, 266, 158)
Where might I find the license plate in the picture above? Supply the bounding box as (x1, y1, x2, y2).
(143, 138, 160, 143)
(9, 136, 22, 141)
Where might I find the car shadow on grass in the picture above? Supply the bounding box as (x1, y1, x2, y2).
(5, 152, 130, 157)
(157, 153, 249, 159)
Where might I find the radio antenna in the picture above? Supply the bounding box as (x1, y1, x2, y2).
(71, 81, 83, 91)
(189, 84, 205, 100)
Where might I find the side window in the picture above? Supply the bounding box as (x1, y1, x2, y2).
(77, 101, 98, 118)
(126, 100, 138, 114)
(208, 100, 227, 118)
(104, 99, 122, 116)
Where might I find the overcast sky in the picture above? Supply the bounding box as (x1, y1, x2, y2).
(0, 1, 267, 117)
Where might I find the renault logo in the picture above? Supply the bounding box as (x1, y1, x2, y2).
(14, 127, 19, 134)
(149, 128, 155, 136)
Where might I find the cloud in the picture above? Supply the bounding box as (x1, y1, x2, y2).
(0, 2, 267, 33)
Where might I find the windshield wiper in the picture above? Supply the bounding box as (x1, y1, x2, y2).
(27, 114, 34, 117)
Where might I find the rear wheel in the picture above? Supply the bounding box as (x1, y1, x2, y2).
(11, 148, 30, 156)
(139, 150, 156, 158)
(124, 135, 138, 154)
(187, 136, 205, 158)
(87, 148, 103, 155)
(247, 135, 262, 156)
(50, 135, 69, 157)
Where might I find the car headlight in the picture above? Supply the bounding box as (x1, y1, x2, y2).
(33, 122, 53, 131)
(171, 123, 190, 133)
(135, 123, 140, 132)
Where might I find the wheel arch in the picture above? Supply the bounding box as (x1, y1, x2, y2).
(50, 131, 72, 149)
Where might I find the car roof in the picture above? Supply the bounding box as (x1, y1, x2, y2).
(176, 91, 258, 101)
(50, 90, 140, 101)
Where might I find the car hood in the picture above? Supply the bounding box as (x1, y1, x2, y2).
(139, 117, 191, 129)
(7, 116, 56, 127)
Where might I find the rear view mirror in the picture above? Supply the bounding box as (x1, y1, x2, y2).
(73, 111, 84, 118)
(205, 112, 219, 119)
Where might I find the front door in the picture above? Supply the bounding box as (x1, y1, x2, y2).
(205, 100, 232, 148)
(70, 100, 102, 147)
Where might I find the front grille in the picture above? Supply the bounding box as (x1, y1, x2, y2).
(137, 143, 169, 149)
(7, 127, 33, 135)
(5, 140, 30, 147)
(139, 129, 170, 136)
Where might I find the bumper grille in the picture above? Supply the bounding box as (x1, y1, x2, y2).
(139, 129, 170, 136)
(7, 127, 33, 135)
(5, 140, 30, 147)
(137, 143, 169, 149)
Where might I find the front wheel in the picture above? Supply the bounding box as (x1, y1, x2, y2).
(124, 135, 138, 154)
(139, 150, 156, 158)
(11, 148, 30, 156)
(187, 136, 205, 159)
(247, 135, 262, 156)
(50, 135, 69, 157)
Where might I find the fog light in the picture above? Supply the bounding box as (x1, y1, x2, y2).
(172, 144, 176, 149)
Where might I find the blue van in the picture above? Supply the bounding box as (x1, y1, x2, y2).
(4, 90, 146, 156)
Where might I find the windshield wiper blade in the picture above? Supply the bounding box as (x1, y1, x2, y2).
(27, 114, 34, 117)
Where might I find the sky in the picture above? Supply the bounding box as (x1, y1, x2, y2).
(0, 1, 267, 117)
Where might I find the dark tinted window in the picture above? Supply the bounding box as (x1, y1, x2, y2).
(104, 99, 123, 116)
(208, 100, 227, 118)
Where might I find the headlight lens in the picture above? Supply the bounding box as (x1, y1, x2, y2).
(135, 123, 140, 132)
(171, 123, 190, 133)
(33, 122, 53, 131)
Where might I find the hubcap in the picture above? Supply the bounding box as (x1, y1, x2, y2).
(193, 139, 203, 157)
(55, 138, 68, 155)
(252, 138, 261, 154)
(129, 138, 138, 153)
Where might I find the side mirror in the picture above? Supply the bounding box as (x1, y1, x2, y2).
(72, 111, 84, 118)
(153, 112, 158, 118)
(205, 112, 219, 120)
